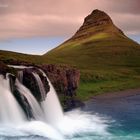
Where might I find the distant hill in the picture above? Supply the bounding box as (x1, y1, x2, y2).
(0, 50, 40, 64)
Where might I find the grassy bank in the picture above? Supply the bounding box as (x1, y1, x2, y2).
(77, 67, 140, 101)
(77, 78, 140, 101)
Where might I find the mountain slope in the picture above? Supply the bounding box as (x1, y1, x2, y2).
(44, 9, 140, 68)
(43, 9, 140, 99)
(0, 9, 140, 100)
(0, 50, 41, 64)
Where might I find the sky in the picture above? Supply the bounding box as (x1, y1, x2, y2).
(0, 0, 140, 55)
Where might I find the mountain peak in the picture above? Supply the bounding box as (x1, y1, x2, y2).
(91, 9, 110, 16)
(83, 9, 113, 28)
(72, 9, 124, 40)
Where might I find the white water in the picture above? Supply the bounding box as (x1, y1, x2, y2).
(18, 71, 23, 83)
(0, 69, 110, 140)
(32, 70, 64, 126)
(32, 72, 46, 100)
(0, 110, 109, 140)
(8, 65, 33, 69)
(41, 83, 64, 126)
(15, 80, 44, 121)
(0, 75, 26, 124)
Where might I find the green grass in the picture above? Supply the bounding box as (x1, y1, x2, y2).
(0, 31, 140, 102)
(43, 31, 140, 100)
(77, 77, 140, 101)
(75, 65, 140, 101)
(0, 50, 41, 64)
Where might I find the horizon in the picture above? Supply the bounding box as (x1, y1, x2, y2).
(0, 35, 139, 55)
(0, 0, 140, 55)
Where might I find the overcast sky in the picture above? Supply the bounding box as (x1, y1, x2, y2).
(0, 0, 140, 54)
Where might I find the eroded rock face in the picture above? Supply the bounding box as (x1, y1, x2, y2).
(17, 64, 81, 110)
(0, 61, 81, 111)
(41, 64, 81, 110)
(0, 61, 17, 77)
(71, 9, 124, 41)
(22, 68, 50, 102)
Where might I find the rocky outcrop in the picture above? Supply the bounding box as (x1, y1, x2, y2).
(20, 64, 81, 110)
(0, 60, 81, 111)
(0, 61, 17, 76)
(71, 9, 124, 41)
(22, 68, 50, 102)
(41, 64, 82, 110)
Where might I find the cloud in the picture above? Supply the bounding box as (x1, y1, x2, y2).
(110, 13, 140, 35)
(0, 0, 140, 40)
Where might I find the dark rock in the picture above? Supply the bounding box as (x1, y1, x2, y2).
(0, 61, 17, 77)
(71, 9, 124, 41)
(1, 61, 81, 111)
(22, 68, 50, 102)
(41, 64, 81, 110)
(14, 88, 34, 120)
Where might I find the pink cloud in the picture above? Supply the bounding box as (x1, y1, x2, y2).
(0, 0, 139, 40)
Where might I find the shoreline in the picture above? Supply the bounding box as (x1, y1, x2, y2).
(87, 88, 140, 101)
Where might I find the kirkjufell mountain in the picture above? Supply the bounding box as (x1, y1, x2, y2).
(0, 9, 140, 96)
(43, 9, 140, 69)
(0, 9, 140, 68)
(0, 9, 140, 140)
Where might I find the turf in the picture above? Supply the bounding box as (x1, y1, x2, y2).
(43, 32, 140, 100)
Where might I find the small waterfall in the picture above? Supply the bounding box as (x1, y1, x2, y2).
(38, 69, 64, 126)
(0, 66, 111, 140)
(15, 80, 44, 121)
(18, 71, 23, 83)
(32, 72, 46, 100)
(0, 66, 64, 127)
(41, 78, 64, 126)
(0, 75, 26, 124)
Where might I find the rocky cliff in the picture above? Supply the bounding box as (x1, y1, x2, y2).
(41, 64, 81, 110)
(0, 61, 81, 111)
(71, 9, 124, 41)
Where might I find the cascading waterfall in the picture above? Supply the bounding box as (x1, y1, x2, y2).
(32, 72, 46, 100)
(32, 70, 64, 126)
(0, 75, 26, 124)
(18, 71, 23, 83)
(0, 66, 110, 140)
(15, 79, 44, 121)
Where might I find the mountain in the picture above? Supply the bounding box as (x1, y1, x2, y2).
(69, 9, 125, 41)
(43, 9, 140, 68)
(43, 9, 140, 99)
(0, 9, 140, 100)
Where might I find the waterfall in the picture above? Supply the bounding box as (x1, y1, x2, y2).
(18, 71, 23, 83)
(0, 65, 64, 127)
(0, 75, 26, 124)
(15, 80, 44, 121)
(32, 72, 46, 100)
(0, 66, 64, 126)
(0, 66, 110, 140)
(33, 70, 64, 126)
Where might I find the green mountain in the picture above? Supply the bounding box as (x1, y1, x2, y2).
(44, 9, 140, 68)
(43, 9, 140, 100)
(0, 9, 140, 100)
